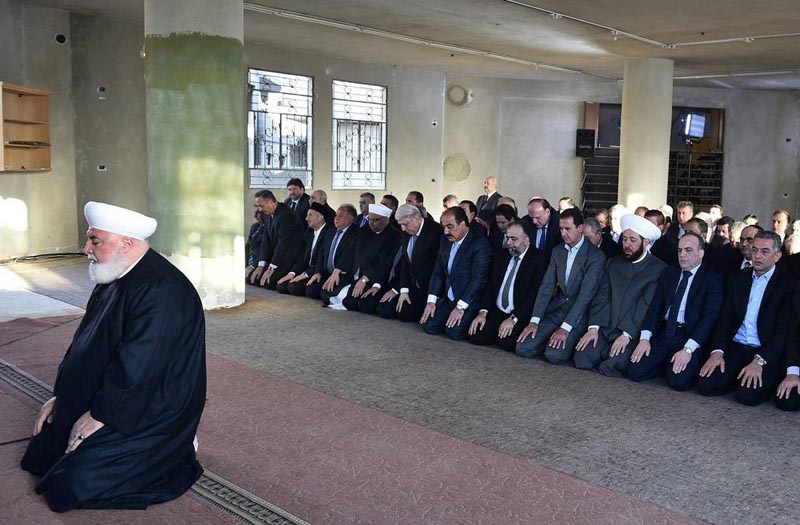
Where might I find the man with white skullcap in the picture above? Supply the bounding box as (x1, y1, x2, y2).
(573, 214, 667, 376)
(21, 201, 206, 512)
(338, 203, 400, 312)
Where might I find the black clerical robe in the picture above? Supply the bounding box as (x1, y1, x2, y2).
(21, 249, 207, 512)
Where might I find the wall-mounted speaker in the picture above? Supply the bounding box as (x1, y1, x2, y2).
(576, 129, 595, 158)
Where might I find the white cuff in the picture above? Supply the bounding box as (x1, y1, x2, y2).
(560, 322, 573, 333)
(258, 261, 266, 267)
(456, 300, 469, 310)
(621, 331, 632, 341)
(755, 354, 766, 365)
(371, 283, 381, 289)
(268, 263, 277, 270)
(588, 325, 599, 331)
(684, 338, 700, 352)
(640, 330, 652, 341)
(400, 287, 410, 294)
(530, 317, 541, 325)
(787, 366, 800, 376)
(711, 349, 724, 356)
(479, 309, 489, 315)
(427, 294, 438, 304)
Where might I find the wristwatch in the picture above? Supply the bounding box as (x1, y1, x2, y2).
(509, 314, 518, 323)
(360, 276, 369, 283)
(683, 347, 694, 355)
(754, 355, 767, 367)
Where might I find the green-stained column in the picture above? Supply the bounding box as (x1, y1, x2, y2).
(618, 58, 674, 210)
(144, 0, 244, 308)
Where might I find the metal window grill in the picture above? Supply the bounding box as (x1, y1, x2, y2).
(248, 69, 313, 189)
(331, 80, 387, 190)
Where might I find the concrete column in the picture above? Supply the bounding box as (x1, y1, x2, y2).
(618, 58, 674, 210)
(144, 0, 245, 309)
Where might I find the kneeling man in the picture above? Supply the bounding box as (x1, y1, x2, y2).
(21, 202, 206, 512)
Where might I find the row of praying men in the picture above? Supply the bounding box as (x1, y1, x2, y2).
(243, 179, 800, 412)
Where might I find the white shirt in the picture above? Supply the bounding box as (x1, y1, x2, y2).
(493, 247, 528, 314)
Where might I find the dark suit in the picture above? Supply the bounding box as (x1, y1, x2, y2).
(777, 290, 800, 411)
(342, 225, 400, 312)
(575, 253, 667, 376)
(627, 263, 725, 390)
(376, 217, 443, 323)
(698, 267, 796, 405)
(257, 202, 305, 289)
(469, 247, 547, 351)
(423, 230, 492, 340)
(516, 239, 606, 363)
(284, 193, 310, 223)
(317, 224, 359, 303)
(476, 192, 502, 222)
(779, 252, 800, 281)
(520, 208, 561, 260)
(320, 203, 336, 226)
(719, 246, 748, 278)
(650, 234, 678, 267)
(276, 224, 332, 297)
(355, 213, 369, 229)
(598, 233, 621, 260)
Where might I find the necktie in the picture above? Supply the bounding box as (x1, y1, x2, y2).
(407, 235, 416, 261)
(743, 260, 752, 269)
(447, 241, 460, 301)
(290, 201, 297, 211)
(666, 270, 692, 336)
(500, 256, 520, 310)
(501, 234, 507, 249)
(327, 229, 344, 273)
(538, 227, 546, 251)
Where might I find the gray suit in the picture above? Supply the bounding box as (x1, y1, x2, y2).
(574, 252, 667, 376)
(516, 239, 606, 363)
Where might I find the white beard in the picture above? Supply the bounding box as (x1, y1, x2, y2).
(88, 251, 130, 284)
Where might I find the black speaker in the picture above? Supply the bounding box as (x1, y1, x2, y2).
(576, 129, 595, 158)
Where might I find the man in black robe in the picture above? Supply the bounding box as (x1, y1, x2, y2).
(21, 201, 206, 513)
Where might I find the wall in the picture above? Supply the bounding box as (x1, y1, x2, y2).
(70, 14, 147, 236)
(244, 43, 446, 226)
(0, 0, 78, 258)
(444, 74, 800, 222)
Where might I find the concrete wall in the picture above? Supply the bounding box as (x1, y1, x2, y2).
(0, 0, 78, 258)
(444, 74, 800, 222)
(70, 14, 147, 236)
(244, 42, 446, 225)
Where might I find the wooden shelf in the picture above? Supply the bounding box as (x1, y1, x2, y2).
(1, 81, 51, 172)
(667, 150, 724, 210)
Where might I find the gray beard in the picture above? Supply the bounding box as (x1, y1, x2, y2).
(88, 253, 129, 284)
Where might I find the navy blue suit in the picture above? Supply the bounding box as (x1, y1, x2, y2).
(424, 230, 492, 340)
(627, 263, 724, 390)
(520, 207, 561, 260)
(698, 267, 796, 405)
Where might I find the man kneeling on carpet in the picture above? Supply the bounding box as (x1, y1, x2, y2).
(21, 201, 207, 512)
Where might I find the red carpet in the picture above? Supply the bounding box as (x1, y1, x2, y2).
(0, 316, 706, 524)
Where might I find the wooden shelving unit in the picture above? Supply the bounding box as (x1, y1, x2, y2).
(1, 82, 51, 172)
(667, 151, 724, 211)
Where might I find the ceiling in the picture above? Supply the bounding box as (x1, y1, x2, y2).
(24, 0, 800, 90)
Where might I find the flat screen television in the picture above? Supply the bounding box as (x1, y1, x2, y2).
(683, 113, 706, 139)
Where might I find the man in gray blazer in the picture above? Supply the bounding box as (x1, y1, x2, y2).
(574, 214, 667, 377)
(516, 208, 607, 364)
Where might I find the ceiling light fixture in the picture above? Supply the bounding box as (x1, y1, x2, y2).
(502, 0, 800, 49)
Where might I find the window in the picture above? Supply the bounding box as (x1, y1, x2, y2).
(248, 69, 313, 189)
(332, 80, 387, 190)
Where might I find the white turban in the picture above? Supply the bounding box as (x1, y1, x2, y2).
(368, 203, 393, 218)
(84, 201, 157, 240)
(620, 214, 661, 245)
